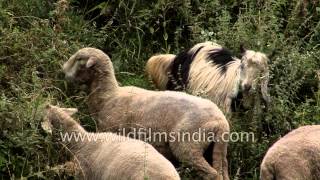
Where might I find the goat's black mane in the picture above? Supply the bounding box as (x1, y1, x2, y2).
(166, 46, 204, 90)
(166, 45, 236, 90)
(207, 48, 235, 73)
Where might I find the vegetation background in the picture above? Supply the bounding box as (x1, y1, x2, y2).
(0, 0, 319, 179)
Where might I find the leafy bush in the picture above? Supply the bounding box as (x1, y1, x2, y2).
(0, 0, 97, 178)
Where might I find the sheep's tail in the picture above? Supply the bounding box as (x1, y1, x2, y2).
(146, 54, 176, 90)
(205, 121, 230, 180)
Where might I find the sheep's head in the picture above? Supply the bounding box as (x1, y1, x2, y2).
(240, 45, 272, 105)
(42, 104, 78, 134)
(63, 48, 112, 84)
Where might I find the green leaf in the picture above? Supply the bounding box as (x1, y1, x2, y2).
(163, 33, 168, 41)
(86, 2, 107, 15)
(0, 155, 7, 168)
(149, 27, 154, 34)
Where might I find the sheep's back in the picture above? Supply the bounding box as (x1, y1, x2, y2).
(79, 134, 179, 180)
(97, 86, 227, 133)
(261, 125, 320, 179)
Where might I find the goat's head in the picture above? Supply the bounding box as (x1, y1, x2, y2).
(240, 45, 273, 104)
(63, 48, 112, 84)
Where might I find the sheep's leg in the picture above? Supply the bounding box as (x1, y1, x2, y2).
(170, 142, 219, 180)
(212, 131, 229, 180)
(260, 164, 274, 180)
(222, 154, 229, 180)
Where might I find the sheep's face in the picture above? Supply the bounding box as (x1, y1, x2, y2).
(63, 48, 109, 84)
(63, 54, 95, 84)
(240, 50, 269, 94)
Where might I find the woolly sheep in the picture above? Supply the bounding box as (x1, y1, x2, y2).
(43, 104, 181, 180)
(146, 41, 271, 112)
(63, 47, 230, 180)
(260, 125, 320, 180)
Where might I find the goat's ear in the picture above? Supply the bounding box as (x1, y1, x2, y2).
(61, 108, 78, 116)
(240, 44, 246, 54)
(86, 57, 98, 68)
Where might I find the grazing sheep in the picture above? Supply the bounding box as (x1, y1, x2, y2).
(43, 104, 181, 180)
(63, 47, 230, 180)
(146, 41, 272, 112)
(260, 125, 320, 180)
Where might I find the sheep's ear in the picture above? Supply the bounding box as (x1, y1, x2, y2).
(61, 108, 78, 116)
(41, 120, 53, 134)
(240, 44, 246, 54)
(42, 103, 53, 134)
(86, 57, 98, 68)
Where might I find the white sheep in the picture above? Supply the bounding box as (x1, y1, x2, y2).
(63, 47, 230, 180)
(43, 104, 180, 180)
(260, 125, 320, 180)
(146, 41, 272, 112)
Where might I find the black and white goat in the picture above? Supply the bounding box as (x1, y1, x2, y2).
(146, 41, 272, 112)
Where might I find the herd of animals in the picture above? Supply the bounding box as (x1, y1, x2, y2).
(42, 41, 320, 180)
